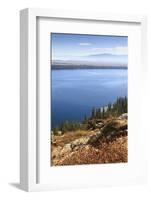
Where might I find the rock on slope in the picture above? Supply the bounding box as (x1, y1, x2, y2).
(51, 116, 128, 166)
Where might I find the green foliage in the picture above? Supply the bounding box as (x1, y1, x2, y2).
(90, 96, 127, 120)
(91, 107, 96, 119)
(52, 96, 127, 134)
(53, 120, 84, 134)
(112, 96, 127, 116)
(102, 121, 118, 136)
(53, 127, 59, 135)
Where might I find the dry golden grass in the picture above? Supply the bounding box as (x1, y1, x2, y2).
(52, 135, 127, 166)
(51, 117, 128, 166)
(52, 129, 99, 147)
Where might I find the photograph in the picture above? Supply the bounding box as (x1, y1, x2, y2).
(51, 33, 128, 166)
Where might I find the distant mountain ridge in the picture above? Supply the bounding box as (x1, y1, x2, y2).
(87, 53, 127, 57)
(52, 53, 128, 69)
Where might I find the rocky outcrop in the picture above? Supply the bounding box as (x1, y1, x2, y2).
(51, 115, 128, 166)
(54, 131, 102, 157)
(118, 113, 128, 120)
(56, 136, 128, 165)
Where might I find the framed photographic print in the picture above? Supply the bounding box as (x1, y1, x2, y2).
(20, 8, 147, 191)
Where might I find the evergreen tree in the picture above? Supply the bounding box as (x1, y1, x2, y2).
(102, 107, 105, 118)
(91, 107, 96, 119)
(98, 108, 102, 119)
(52, 96, 128, 134)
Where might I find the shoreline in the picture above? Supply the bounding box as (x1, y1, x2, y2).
(51, 65, 128, 70)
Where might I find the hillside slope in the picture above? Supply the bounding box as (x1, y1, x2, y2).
(51, 115, 128, 166)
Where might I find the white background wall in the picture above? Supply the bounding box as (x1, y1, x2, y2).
(0, 0, 151, 199)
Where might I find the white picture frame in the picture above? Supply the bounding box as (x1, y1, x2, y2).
(20, 8, 147, 192)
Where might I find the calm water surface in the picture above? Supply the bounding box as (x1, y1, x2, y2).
(51, 68, 127, 128)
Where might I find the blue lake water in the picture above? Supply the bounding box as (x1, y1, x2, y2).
(51, 68, 128, 128)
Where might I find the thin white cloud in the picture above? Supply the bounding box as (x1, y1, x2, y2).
(92, 46, 128, 55)
(79, 42, 92, 46)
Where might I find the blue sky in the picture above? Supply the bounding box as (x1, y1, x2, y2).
(51, 33, 128, 66)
